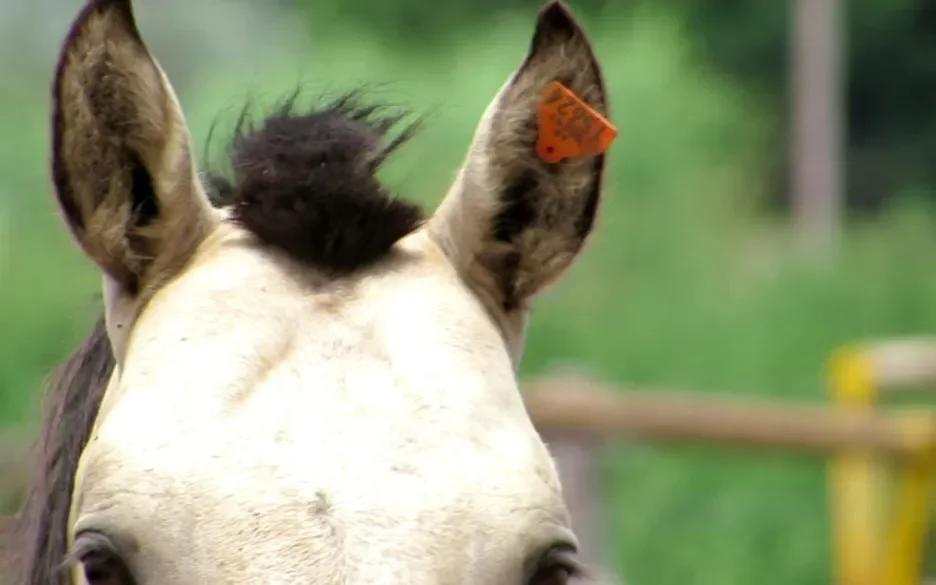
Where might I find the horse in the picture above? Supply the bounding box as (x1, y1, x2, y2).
(9, 0, 611, 583)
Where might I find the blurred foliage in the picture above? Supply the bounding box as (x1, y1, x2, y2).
(666, 0, 936, 216)
(292, 0, 936, 215)
(3, 1, 936, 584)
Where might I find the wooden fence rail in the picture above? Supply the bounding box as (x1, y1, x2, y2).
(521, 370, 936, 585)
(523, 375, 936, 455)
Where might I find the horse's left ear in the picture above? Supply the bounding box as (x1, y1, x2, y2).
(427, 0, 610, 312)
(51, 0, 217, 296)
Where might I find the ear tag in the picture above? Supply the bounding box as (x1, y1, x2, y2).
(535, 80, 617, 163)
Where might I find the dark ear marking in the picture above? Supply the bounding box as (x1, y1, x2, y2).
(493, 170, 539, 244)
(572, 155, 603, 241)
(490, 250, 523, 312)
(129, 152, 159, 227)
(530, 1, 583, 55)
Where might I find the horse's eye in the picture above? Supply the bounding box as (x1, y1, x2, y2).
(71, 532, 135, 585)
(529, 546, 583, 585)
(83, 549, 130, 585)
(530, 563, 573, 585)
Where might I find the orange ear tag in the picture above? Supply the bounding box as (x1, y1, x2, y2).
(535, 80, 617, 163)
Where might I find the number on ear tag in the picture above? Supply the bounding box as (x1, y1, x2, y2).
(535, 80, 617, 163)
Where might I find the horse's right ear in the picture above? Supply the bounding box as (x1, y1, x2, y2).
(52, 0, 217, 295)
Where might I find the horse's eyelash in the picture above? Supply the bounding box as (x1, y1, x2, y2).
(59, 531, 120, 573)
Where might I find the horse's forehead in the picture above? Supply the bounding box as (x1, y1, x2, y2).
(72, 366, 566, 583)
(73, 430, 568, 583)
(72, 220, 568, 583)
(111, 218, 519, 375)
(113, 217, 461, 338)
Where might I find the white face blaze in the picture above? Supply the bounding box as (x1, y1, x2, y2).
(46, 0, 611, 584)
(73, 225, 571, 585)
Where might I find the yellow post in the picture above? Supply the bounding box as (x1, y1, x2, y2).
(880, 412, 936, 585)
(828, 347, 883, 585)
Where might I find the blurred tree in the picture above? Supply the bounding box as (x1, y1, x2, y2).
(0, 0, 310, 98)
(620, 0, 936, 215)
(288, 0, 613, 44)
(288, 0, 936, 216)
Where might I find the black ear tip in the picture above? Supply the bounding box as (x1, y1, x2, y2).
(536, 0, 580, 36)
(83, 0, 135, 19)
(97, 0, 140, 33)
(67, 0, 141, 42)
(55, 0, 139, 89)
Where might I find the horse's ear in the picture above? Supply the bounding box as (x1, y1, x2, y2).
(427, 0, 611, 312)
(52, 0, 216, 295)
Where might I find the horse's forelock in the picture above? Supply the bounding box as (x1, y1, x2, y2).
(207, 89, 426, 275)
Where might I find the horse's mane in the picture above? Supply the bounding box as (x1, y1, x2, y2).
(7, 88, 425, 585)
(8, 317, 113, 585)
